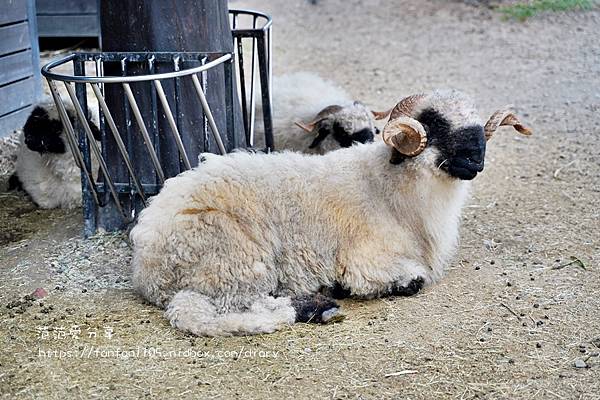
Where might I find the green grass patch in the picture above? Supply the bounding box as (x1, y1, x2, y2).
(499, 0, 596, 21)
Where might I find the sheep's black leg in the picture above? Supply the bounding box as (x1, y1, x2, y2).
(390, 277, 425, 297)
(8, 174, 23, 191)
(320, 281, 352, 300)
(291, 293, 345, 324)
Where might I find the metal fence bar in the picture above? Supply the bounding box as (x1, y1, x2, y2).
(249, 23, 258, 146)
(64, 82, 127, 219)
(90, 82, 147, 203)
(47, 80, 84, 171)
(40, 9, 272, 235)
(267, 26, 273, 110)
(224, 58, 235, 152)
(43, 54, 233, 84)
(147, 56, 161, 178)
(173, 56, 182, 162)
(256, 36, 274, 151)
(236, 37, 250, 145)
(190, 73, 227, 155)
(49, 80, 101, 211)
(122, 82, 166, 183)
(199, 58, 209, 152)
(72, 58, 98, 236)
(119, 57, 134, 196)
(153, 79, 192, 170)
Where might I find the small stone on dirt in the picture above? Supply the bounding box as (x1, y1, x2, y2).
(574, 359, 588, 369)
(31, 288, 47, 299)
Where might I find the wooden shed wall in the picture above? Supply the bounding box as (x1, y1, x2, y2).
(0, 0, 41, 138)
(36, 0, 100, 38)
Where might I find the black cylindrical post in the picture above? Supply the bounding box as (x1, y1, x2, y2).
(97, 0, 244, 232)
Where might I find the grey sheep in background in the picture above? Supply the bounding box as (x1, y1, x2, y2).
(253, 72, 382, 153)
(9, 102, 100, 209)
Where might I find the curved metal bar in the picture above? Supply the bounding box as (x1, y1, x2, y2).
(90, 83, 147, 203)
(229, 8, 273, 32)
(47, 80, 84, 171)
(153, 80, 192, 170)
(191, 73, 227, 155)
(64, 82, 125, 216)
(48, 80, 102, 210)
(122, 83, 166, 183)
(42, 54, 232, 84)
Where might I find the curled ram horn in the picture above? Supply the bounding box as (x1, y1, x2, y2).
(372, 94, 427, 121)
(381, 94, 427, 156)
(382, 116, 427, 157)
(294, 105, 344, 133)
(484, 108, 532, 141)
(388, 94, 427, 119)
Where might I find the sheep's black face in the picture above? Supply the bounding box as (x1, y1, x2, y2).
(23, 107, 66, 154)
(417, 108, 486, 180)
(309, 121, 376, 149)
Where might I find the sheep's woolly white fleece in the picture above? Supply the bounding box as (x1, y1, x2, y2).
(131, 140, 470, 336)
(15, 134, 83, 209)
(14, 102, 85, 209)
(14, 101, 100, 209)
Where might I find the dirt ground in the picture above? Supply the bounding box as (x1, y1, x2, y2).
(1, 1, 599, 398)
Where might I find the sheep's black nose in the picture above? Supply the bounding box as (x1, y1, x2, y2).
(350, 128, 375, 144)
(447, 140, 486, 180)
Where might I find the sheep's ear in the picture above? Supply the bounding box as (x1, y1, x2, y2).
(294, 121, 316, 133)
(88, 119, 101, 141)
(308, 126, 330, 149)
(484, 108, 532, 141)
(371, 109, 392, 120)
(389, 148, 406, 165)
(382, 116, 427, 157)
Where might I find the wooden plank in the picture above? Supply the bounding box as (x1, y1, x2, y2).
(0, 78, 35, 116)
(0, 22, 30, 56)
(0, 106, 32, 138)
(36, 0, 98, 15)
(0, 50, 33, 86)
(27, 0, 42, 102)
(37, 14, 99, 37)
(0, 0, 27, 25)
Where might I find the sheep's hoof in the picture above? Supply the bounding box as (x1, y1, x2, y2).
(291, 293, 345, 324)
(391, 277, 425, 297)
(321, 307, 346, 324)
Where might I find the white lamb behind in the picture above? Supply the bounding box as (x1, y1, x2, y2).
(253, 72, 381, 153)
(9, 102, 99, 209)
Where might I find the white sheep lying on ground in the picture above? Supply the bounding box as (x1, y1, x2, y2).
(130, 89, 531, 336)
(253, 72, 381, 153)
(9, 102, 99, 209)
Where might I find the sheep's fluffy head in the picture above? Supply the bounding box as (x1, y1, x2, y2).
(23, 102, 101, 155)
(23, 105, 68, 154)
(295, 101, 379, 152)
(381, 89, 531, 180)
